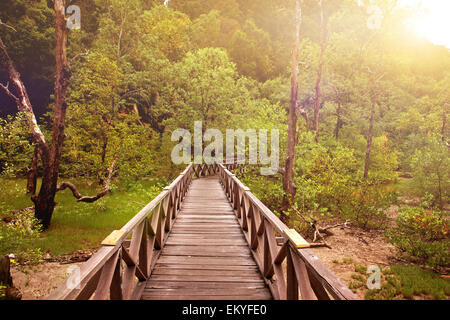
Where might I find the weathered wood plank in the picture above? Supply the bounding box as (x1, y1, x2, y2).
(149, 275, 264, 283)
(141, 294, 271, 300)
(157, 256, 256, 265)
(177, 215, 236, 219)
(165, 239, 248, 246)
(170, 231, 244, 235)
(154, 264, 259, 271)
(162, 246, 251, 257)
(167, 234, 245, 239)
(141, 176, 272, 300)
(143, 288, 270, 296)
(152, 269, 260, 276)
(145, 281, 267, 289)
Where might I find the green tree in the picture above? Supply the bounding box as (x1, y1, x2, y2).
(0, 113, 34, 176)
(229, 19, 274, 81)
(411, 135, 449, 209)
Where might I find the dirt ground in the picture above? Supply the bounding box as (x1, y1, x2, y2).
(9, 226, 397, 300)
(310, 226, 397, 299)
(11, 262, 83, 300)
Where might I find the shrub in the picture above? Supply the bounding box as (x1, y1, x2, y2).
(387, 206, 449, 268)
(343, 183, 397, 229)
(0, 113, 34, 177)
(410, 135, 449, 209)
(292, 133, 397, 229)
(240, 168, 285, 215)
(366, 265, 450, 300)
(0, 208, 42, 263)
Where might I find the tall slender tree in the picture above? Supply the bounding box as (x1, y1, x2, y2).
(313, 0, 328, 143)
(282, 0, 303, 220)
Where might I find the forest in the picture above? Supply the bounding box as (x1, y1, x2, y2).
(0, 0, 448, 301)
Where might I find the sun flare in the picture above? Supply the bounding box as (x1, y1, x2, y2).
(402, 0, 450, 48)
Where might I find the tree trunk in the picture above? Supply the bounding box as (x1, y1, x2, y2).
(442, 103, 447, 143)
(282, 1, 303, 221)
(364, 81, 376, 180)
(313, 0, 327, 143)
(33, 0, 70, 229)
(437, 171, 443, 210)
(334, 103, 342, 140)
(26, 146, 39, 195)
(1, 1, 108, 229)
(0, 255, 22, 300)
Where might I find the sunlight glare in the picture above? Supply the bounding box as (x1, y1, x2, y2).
(401, 0, 450, 48)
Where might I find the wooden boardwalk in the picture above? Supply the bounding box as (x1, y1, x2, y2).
(141, 176, 272, 300)
(48, 163, 356, 301)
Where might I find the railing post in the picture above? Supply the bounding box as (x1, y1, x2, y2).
(286, 248, 298, 300)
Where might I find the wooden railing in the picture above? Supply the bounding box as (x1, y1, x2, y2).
(48, 164, 195, 300)
(216, 163, 357, 300)
(192, 162, 244, 177)
(48, 162, 356, 300)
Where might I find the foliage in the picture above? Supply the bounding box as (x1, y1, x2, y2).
(0, 207, 42, 263)
(0, 0, 449, 287)
(0, 177, 164, 256)
(229, 19, 274, 81)
(0, 113, 34, 177)
(240, 170, 285, 216)
(64, 51, 158, 184)
(410, 135, 449, 208)
(364, 265, 450, 300)
(290, 132, 397, 229)
(342, 183, 397, 229)
(387, 206, 449, 268)
(0, 0, 55, 118)
(137, 5, 192, 61)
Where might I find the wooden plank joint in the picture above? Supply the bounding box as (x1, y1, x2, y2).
(101, 230, 127, 246)
(284, 229, 310, 248)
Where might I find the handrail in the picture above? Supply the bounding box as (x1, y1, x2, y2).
(47, 163, 195, 300)
(215, 163, 357, 300)
(48, 161, 356, 300)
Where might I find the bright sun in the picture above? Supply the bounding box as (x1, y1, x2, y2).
(401, 0, 450, 48)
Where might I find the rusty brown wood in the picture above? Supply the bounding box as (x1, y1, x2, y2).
(141, 176, 272, 300)
(47, 164, 195, 300)
(217, 164, 357, 301)
(286, 247, 299, 300)
(48, 163, 356, 301)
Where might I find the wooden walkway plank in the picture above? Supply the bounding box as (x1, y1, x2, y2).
(141, 176, 272, 300)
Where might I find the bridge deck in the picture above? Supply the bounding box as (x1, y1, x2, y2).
(141, 176, 272, 300)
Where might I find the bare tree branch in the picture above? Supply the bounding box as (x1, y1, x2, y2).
(69, 50, 90, 65)
(294, 209, 351, 249)
(57, 155, 118, 203)
(0, 19, 17, 32)
(0, 37, 49, 154)
(0, 81, 19, 102)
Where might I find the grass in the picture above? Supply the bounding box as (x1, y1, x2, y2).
(387, 265, 450, 300)
(342, 257, 353, 264)
(349, 263, 450, 300)
(0, 177, 164, 256)
(392, 176, 420, 197)
(348, 261, 450, 300)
